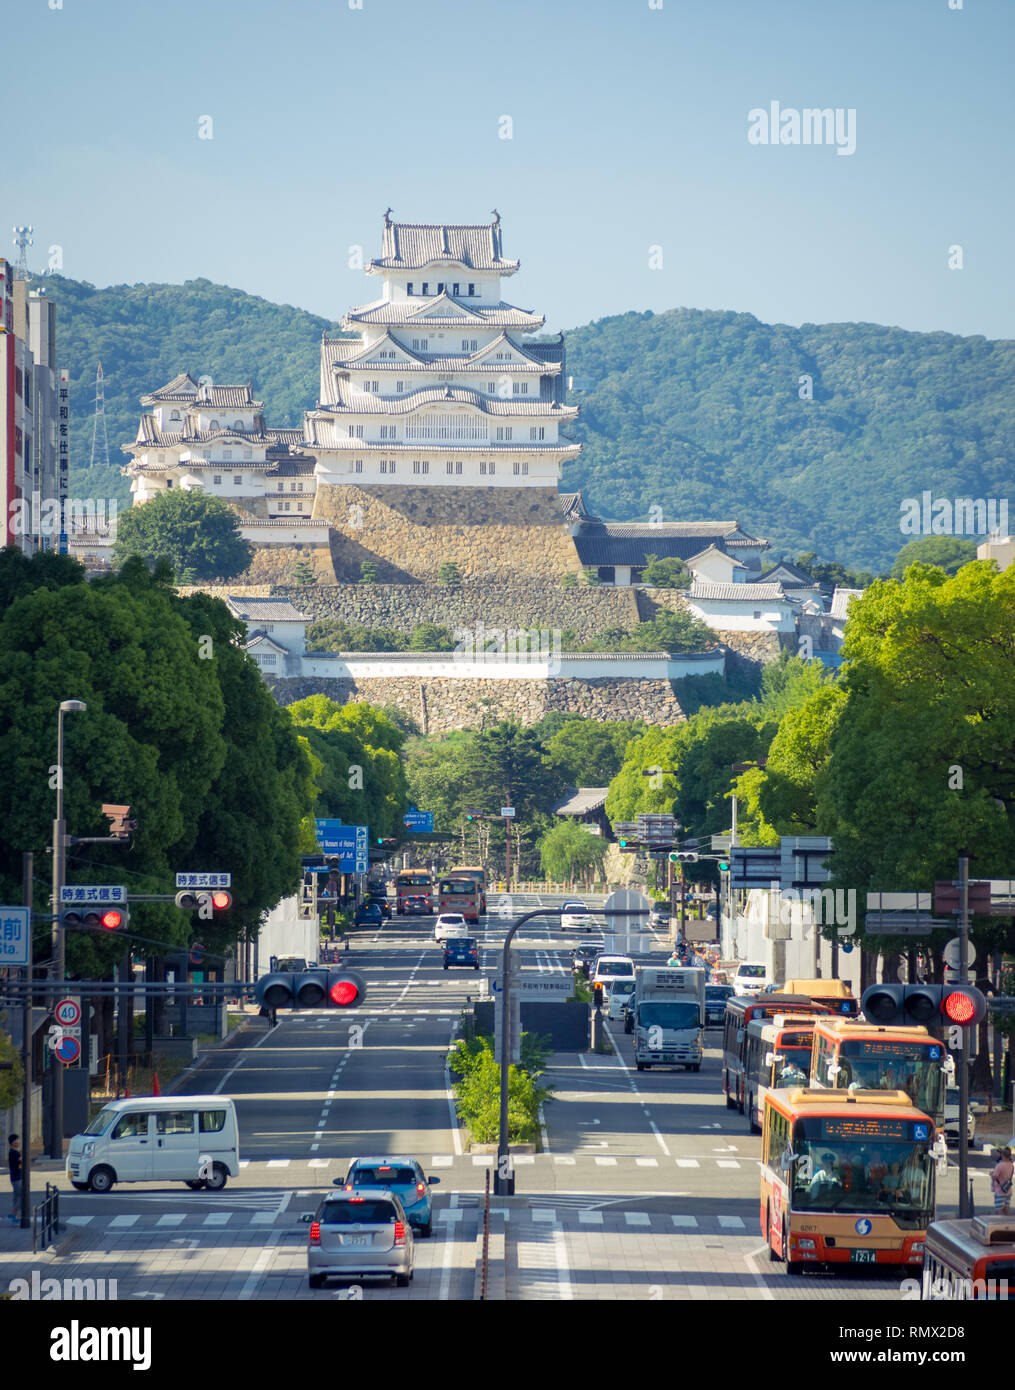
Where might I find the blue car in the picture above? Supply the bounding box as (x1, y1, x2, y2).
(336, 1157, 439, 1237)
(355, 901, 384, 927)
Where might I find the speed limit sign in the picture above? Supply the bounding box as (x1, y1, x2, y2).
(54, 998, 81, 1027)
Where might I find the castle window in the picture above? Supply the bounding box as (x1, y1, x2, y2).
(480, 461, 496, 476)
(421, 283, 429, 295)
(380, 426, 388, 439)
(412, 460, 429, 475)
(753, 611, 762, 620)
(462, 339, 478, 352)
(213, 474, 221, 485)
(488, 382, 495, 393)
(211, 420, 219, 429)
(512, 461, 529, 475)
(396, 380, 404, 393)
(223, 449, 232, 460)
(260, 654, 277, 666)
(170, 410, 180, 421)
(452, 283, 460, 295)
(158, 453, 166, 464)
(495, 427, 513, 441)
(468, 283, 475, 296)
(354, 460, 363, 473)
(244, 448, 252, 459)
(411, 339, 429, 351)
(437, 283, 444, 294)
(529, 427, 545, 441)
(234, 475, 242, 485)
(407, 283, 414, 296)
(348, 425, 364, 438)
(234, 420, 243, 430)
(296, 481, 304, 491)
(512, 382, 529, 395)
(297, 501, 304, 511)
(166, 478, 173, 488)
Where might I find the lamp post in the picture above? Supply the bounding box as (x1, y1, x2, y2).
(49, 698, 86, 1160)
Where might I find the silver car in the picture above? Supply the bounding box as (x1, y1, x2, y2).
(305, 1189, 415, 1288)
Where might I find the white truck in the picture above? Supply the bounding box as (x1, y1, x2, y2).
(625, 965, 706, 1072)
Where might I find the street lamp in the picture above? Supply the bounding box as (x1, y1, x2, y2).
(50, 699, 86, 1160)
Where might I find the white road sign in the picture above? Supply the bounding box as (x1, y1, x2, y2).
(175, 873, 231, 889)
(54, 997, 81, 1027)
(501, 807, 515, 818)
(943, 938, 977, 972)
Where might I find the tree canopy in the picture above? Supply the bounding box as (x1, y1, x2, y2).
(113, 490, 253, 582)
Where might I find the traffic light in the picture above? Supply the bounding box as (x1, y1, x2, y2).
(717, 859, 730, 873)
(861, 983, 987, 1029)
(60, 904, 129, 932)
(671, 852, 699, 862)
(253, 967, 367, 1012)
(175, 890, 233, 917)
(375, 837, 398, 850)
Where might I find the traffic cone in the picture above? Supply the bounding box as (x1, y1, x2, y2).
(124, 1086, 130, 1099)
(152, 1073, 161, 1097)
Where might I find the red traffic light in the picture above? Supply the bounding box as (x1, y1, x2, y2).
(99, 908, 125, 930)
(210, 890, 232, 910)
(942, 986, 986, 1027)
(327, 968, 366, 1007)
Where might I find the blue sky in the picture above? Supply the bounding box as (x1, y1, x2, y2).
(4, 0, 1013, 338)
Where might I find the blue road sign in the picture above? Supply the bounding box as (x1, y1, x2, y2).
(317, 825, 369, 873)
(0, 907, 30, 967)
(315, 818, 343, 831)
(403, 810, 434, 832)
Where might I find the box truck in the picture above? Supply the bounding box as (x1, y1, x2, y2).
(626, 966, 706, 1071)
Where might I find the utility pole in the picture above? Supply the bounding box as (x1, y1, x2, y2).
(50, 699, 86, 1160)
(504, 797, 512, 889)
(20, 851, 33, 1228)
(958, 854, 971, 1218)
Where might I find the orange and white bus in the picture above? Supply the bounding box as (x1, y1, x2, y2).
(743, 1014, 821, 1134)
(722, 993, 834, 1114)
(437, 877, 480, 923)
(761, 1088, 935, 1273)
(395, 870, 433, 915)
(922, 1216, 1015, 1300)
(449, 865, 487, 914)
(809, 1018, 948, 1128)
(783, 978, 860, 1018)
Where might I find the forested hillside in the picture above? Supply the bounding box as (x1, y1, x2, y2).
(38, 275, 1014, 570)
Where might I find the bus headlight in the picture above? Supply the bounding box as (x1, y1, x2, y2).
(797, 1238, 816, 1250)
(910, 1242, 924, 1255)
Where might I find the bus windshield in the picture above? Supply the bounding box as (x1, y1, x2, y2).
(439, 881, 473, 895)
(772, 1048, 813, 1087)
(833, 1041, 944, 1118)
(785, 1119, 934, 1223)
(638, 1002, 699, 1030)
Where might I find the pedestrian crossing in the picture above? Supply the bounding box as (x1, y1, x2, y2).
(60, 1204, 751, 1236)
(233, 1153, 756, 1174)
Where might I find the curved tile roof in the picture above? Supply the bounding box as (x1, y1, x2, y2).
(369, 217, 519, 274)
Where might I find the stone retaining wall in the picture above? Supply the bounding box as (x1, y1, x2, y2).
(265, 674, 686, 732)
(268, 581, 641, 640)
(313, 483, 584, 582)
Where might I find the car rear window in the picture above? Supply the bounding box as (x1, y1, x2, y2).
(352, 1166, 418, 1186)
(446, 938, 476, 948)
(321, 1199, 398, 1224)
(596, 960, 634, 976)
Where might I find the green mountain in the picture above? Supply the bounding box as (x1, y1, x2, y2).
(37, 276, 1015, 570)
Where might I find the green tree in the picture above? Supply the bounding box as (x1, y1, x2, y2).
(408, 623, 456, 651)
(0, 1027, 24, 1111)
(112, 490, 253, 582)
(458, 721, 568, 822)
(795, 552, 876, 588)
(818, 563, 1015, 958)
(437, 562, 462, 585)
(290, 558, 318, 585)
(543, 718, 641, 785)
(539, 820, 607, 884)
(359, 561, 379, 584)
(641, 554, 690, 588)
(286, 695, 408, 836)
(889, 536, 978, 579)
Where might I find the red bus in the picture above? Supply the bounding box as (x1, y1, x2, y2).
(722, 993, 835, 1114)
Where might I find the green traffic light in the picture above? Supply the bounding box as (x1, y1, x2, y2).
(718, 860, 729, 872)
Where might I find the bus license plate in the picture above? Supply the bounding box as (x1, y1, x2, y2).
(850, 1249, 877, 1263)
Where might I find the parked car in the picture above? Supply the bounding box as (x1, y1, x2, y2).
(560, 901, 595, 931)
(336, 1156, 439, 1236)
(591, 955, 636, 994)
(434, 913, 470, 942)
(305, 1189, 415, 1288)
(704, 983, 734, 1026)
(443, 936, 480, 970)
(944, 1087, 977, 1147)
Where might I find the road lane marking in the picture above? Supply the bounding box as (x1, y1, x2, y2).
(212, 1016, 276, 1093)
(109, 1215, 139, 1229)
(445, 1023, 464, 1157)
(719, 1215, 745, 1228)
(676, 1159, 700, 1168)
(553, 1228, 573, 1301)
(155, 1214, 186, 1227)
(578, 1211, 603, 1224)
(743, 1243, 776, 1301)
(635, 1158, 659, 1168)
(239, 1231, 282, 1300)
(624, 1212, 650, 1226)
(532, 1208, 556, 1222)
(671, 1215, 698, 1227)
(602, 1020, 671, 1157)
(430, 1155, 453, 1167)
(438, 1192, 458, 1302)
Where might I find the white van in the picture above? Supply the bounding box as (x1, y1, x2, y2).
(733, 962, 770, 997)
(66, 1096, 240, 1193)
(592, 954, 636, 995)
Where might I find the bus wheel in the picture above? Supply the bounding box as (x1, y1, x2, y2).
(785, 1260, 803, 1276)
(725, 1093, 736, 1110)
(749, 1110, 760, 1135)
(766, 1209, 779, 1261)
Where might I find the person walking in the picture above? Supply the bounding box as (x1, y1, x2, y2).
(991, 1146, 1014, 1215)
(7, 1134, 21, 1223)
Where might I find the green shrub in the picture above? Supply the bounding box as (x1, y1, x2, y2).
(447, 1033, 553, 1145)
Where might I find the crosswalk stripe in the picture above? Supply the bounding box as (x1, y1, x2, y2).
(471, 1155, 493, 1166)
(109, 1215, 139, 1229)
(155, 1214, 186, 1227)
(512, 1155, 535, 1165)
(203, 1212, 231, 1226)
(671, 1215, 698, 1228)
(718, 1215, 745, 1228)
(635, 1158, 659, 1168)
(429, 1155, 453, 1167)
(716, 1160, 741, 1169)
(578, 1211, 604, 1224)
(676, 1159, 700, 1168)
(594, 1157, 618, 1167)
(266, 1160, 290, 1169)
(553, 1156, 576, 1165)
(66, 1215, 94, 1227)
(624, 1212, 651, 1226)
(532, 1208, 557, 1222)
(250, 1211, 277, 1224)
(308, 1159, 331, 1169)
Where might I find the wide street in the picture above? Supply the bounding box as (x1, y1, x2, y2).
(3, 894, 976, 1302)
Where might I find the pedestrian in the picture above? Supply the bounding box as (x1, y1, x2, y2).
(991, 1146, 1014, 1215)
(7, 1134, 21, 1223)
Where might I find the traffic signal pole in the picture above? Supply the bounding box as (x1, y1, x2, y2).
(958, 855, 971, 1218)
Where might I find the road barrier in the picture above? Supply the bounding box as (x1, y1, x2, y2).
(479, 1167, 491, 1301)
(33, 1182, 60, 1253)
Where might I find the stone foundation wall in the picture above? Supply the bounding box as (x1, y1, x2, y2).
(240, 544, 339, 585)
(265, 674, 686, 732)
(313, 483, 584, 582)
(269, 582, 641, 640)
